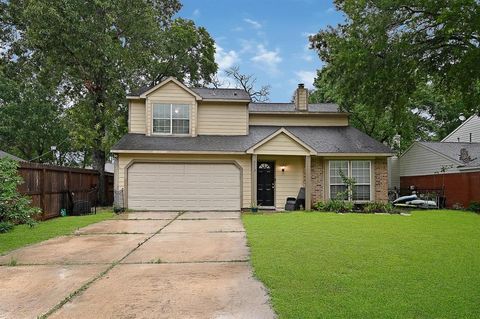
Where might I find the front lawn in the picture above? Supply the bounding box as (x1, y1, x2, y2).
(0, 210, 115, 254)
(243, 210, 480, 318)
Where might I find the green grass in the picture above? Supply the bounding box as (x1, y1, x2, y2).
(0, 210, 115, 254)
(243, 210, 480, 318)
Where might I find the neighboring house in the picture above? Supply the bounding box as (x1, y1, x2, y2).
(111, 77, 393, 211)
(0, 150, 24, 161)
(400, 115, 480, 207)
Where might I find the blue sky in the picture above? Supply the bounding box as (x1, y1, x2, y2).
(178, 0, 344, 102)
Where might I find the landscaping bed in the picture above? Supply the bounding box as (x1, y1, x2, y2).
(243, 210, 480, 318)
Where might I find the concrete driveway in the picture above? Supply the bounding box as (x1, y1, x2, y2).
(0, 211, 275, 319)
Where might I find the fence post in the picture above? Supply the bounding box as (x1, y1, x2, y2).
(41, 167, 46, 214)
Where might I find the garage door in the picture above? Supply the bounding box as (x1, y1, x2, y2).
(127, 163, 241, 211)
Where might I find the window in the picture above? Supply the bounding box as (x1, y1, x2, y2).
(152, 103, 189, 134)
(329, 160, 371, 201)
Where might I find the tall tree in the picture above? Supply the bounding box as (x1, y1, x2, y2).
(220, 66, 270, 102)
(309, 1, 479, 150)
(1, 0, 217, 204)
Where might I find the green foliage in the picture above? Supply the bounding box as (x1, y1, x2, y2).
(467, 202, 480, 213)
(243, 210, 480, 318)
(309, 1, 480, 151)
(314, 199, 354, 213)
(0, 158, 40, 229)
(0, 222, 13, 233)
(363, 202, 395, 214)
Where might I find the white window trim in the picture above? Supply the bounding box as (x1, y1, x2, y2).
(152, 103, 190, 136)
(328, 160, 372, 202)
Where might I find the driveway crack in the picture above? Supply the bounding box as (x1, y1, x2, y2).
(38, 212, 184, 319)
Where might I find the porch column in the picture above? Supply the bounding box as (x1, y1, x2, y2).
(305, 155, 312, 210)
(251, 154, 257, 206)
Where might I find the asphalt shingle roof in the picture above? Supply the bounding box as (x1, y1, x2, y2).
(419, 142, 480, 167)
(249, 103, 341, 113)
(128, 85, 250, 101)
(0, 150, 24, 161)
(112, 126, 392, 154)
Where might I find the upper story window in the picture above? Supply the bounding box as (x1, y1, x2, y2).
(153, 103, 190, 134)
(329, 160, 371, 201)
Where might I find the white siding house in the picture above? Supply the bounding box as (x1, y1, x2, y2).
(442, 115, 480, 143)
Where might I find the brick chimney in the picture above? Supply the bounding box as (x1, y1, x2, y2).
(294, 83, 308, 111)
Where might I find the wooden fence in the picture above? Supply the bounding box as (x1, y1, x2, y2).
(17, 162, 114, 220)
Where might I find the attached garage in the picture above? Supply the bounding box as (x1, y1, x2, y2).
(126, 162, 241, 211)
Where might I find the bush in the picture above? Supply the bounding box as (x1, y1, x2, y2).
(0, 221, 14, 233)
(0, 158, 40, 230)
(314, 199, 354, 213)
(363, 202, 395, 214)
(467, 201, 480, 213)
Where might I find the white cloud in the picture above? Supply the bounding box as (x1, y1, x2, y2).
(244, 18, 262, 29)
(193, 9, 200, 17)
(214, 44, 239, 70)
(295, 70, 316, 88)
(251, 44, 282, 73)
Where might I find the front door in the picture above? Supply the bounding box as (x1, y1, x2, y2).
(257, 161, 275, 207)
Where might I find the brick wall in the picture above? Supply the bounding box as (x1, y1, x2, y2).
(311, 157, 324, 203)
(374, 158, 389, 202)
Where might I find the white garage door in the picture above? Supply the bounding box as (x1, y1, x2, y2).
(127, 163, 241, 211)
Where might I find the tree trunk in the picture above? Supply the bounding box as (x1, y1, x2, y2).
(92, 149, 107, 206)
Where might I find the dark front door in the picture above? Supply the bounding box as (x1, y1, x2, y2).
(257, 161, 275, 206)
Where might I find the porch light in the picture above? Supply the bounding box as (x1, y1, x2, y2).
(281, 164, 286, 172)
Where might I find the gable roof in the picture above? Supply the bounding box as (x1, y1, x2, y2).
(112, 126, 393, 155)
(249, 103, 342, 113)
(0, 150, 24, 161)
(131, 77, 203, 100)
(246, 128, 316, 154)
(127, 78, 250, 102)
(418, 141, 480, 168)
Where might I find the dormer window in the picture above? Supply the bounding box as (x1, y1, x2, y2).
(153, 103, 190, 134)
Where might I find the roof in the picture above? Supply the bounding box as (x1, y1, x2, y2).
(0, 150, 24, 161)
(128, 84, 250, 101)
(190, 88, 251, 101)
(249, 103, 341, 113)
(112, 126, 392, 155)
(418, 142, 480, 168)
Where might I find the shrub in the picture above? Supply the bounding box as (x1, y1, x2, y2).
(467, 201, 480, 213)
(0, 158, 40, 230)
(0, 221, 14, 233)
(315, 199, 354, 213)
(363, 202, 395, 214)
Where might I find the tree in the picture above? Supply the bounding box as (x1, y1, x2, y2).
(0, 63, 72, 163)
(1, 0, 217, 204)
(309, 1, 479, 150)
(221, 66, 270, 102)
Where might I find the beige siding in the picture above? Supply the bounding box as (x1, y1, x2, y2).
(249, 114, 348, 126)
(129, 100, 146, 134)
(442, 115, 480, 142)
(117, 153, 251, 208)
(258, 155, 305, 209)
(255, 133, 310, 155)
(145, 81, 197, 136)
(197, 102, 248, 135)
(400, 143, 459, 176)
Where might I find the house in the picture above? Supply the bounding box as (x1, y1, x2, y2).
(0, 150, 24, 161)
(111, 77, 393, 211)
(400, 115, 480, 207)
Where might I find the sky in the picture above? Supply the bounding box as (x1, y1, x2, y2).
(177, 0, 344, 102)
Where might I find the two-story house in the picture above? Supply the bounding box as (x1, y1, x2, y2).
(112, 77, 393, 211)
